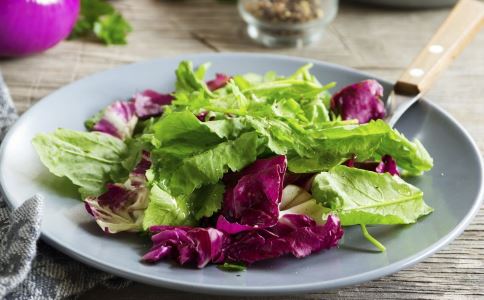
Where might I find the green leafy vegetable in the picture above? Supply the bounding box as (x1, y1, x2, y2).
(32, 129, 132, 198)
(217, 262, 247, 272)
(149, 111, 223, 158)
(153, 131, 264, 196)
(70, 0, 132, 45)
(311, 165, 433, 225)
(289, 120, 433, 174)
(93, 13, 132, 45)
(191, 183, 225, 220)
(175, 61, 212, 96)
(288, 121, 390, 172)
(300, 93, 331, 124)
(311, 166, 433, 251)
(84, 108, 105, 130)
(168, 62, 432, 175)
(143, 183, 225, 230)
(360, 224, 386, 252)
(378, 129, 433, 175)
(142, 185, 194, 230)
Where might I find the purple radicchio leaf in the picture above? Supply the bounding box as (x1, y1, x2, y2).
(84, 152, 152, 233)
(196, 111, 208, 122)
(330, 79, 386, 124)
(92, 101, 137, 140)
(206, 73, 231, 91)
(224, 214, 343, 264)
(220, 155, 287, 233)
(283, 172, 316, 192)
(142, 215, 343, 268)
(375, 155, 399, 175)
(344, 154, 399, 176)
(215, 215, 254, 235)
(131, 89, 174, 119)
(131, 150, 152, 177)
(142, 226, 226, 268)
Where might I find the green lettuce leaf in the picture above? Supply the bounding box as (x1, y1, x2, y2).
(289, 120, 433, 174)
(300, 93, 331, 124)
(149, 111, 223, 158)
(32, 129, 132, 198)
(175, 61, 212, 96)
(142, 185, 194, 230)
(167, 62, 432, 175)
(378, 129, 433, 175)
(311, 165, 433, 225)
(153, 131, 264, 196)
(288, 120, 390, 173)
(191, 182, 225, 220)
(142, 182, 224, 229)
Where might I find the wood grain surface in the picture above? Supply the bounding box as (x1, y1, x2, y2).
(1, 1, 483, 299)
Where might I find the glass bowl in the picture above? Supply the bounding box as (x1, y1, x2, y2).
(238, 0, 339, 47)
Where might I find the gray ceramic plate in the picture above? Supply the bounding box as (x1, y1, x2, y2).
(0, 53, 482, 296)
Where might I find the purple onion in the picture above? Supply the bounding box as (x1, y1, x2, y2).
(0, 0, 80, 57)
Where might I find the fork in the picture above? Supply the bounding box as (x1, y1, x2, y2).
(384, 0, 484, 127)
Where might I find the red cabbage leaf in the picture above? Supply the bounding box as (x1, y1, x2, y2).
(84, 151, 151, 233)
(220, 155, 287, 233)
(91, 101, 137, 140)
(142, 226, 226, 268)
(345, 154, 399, 176)
(225, 214, 343, 264)
(131, 89, 174, 119)
(330, 79, 386, 124)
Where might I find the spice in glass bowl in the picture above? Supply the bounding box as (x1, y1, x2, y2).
(238, 0, 339, 47)
(245, 0, 324, 24)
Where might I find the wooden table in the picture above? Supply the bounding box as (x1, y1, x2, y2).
(1, 1, 483, 298)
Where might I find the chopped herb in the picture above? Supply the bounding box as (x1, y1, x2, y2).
(69, 0, 132, 45)
(217, 263, 247, 272)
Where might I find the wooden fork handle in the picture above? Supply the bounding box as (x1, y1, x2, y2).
(394, 0, 484, 95)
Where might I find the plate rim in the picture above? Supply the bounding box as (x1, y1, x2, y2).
(1, 52, 483, 296)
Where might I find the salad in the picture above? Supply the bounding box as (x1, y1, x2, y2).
(32, 61, 433, 270)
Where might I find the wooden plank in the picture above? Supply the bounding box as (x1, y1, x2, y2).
(0, 0, 483, 298)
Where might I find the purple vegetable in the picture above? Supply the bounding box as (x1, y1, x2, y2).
(216, 215, 254, 234)
(143, 215, 343, 267)
(84, 152, 152, 233)
(345, 154, 399, 176)
(0, 0, 80, 57)
(92, 101, 137, 140)
(225, 214, 343, 264)
(132, 151, 152, 177)
(196, 111, 209, 122)
(89, 89, 172, 138)
(207, 73, 231, 91)
(283, 172, 316, 191)
(221, 156, 287, 232)
(330, 79, 386, 124)
(131, 89, 174, 119)
(143, 226, 226, 268)
(376, 155, 399, 176)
